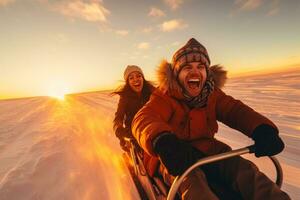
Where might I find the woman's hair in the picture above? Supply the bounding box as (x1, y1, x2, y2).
(112, 78, 155, 97)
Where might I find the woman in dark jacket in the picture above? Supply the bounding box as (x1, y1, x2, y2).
(112, 65, 155, 151)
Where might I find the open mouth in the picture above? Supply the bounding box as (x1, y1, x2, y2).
(133, 83, 141, 87)
(187, 78, 200, 89)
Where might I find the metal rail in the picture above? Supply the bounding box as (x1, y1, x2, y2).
(167, 145, 283, 200)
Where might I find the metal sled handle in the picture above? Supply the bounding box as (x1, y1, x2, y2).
(124, 137, 140, 175)
(167, 145, 283, 200)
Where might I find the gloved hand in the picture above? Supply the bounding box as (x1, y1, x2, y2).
(115, 127, 133, 152)
(252, 124, 284, 157)
(115, 127, 131, 139)
(153, 133, 205, 176)
(119, 137, 129, 152)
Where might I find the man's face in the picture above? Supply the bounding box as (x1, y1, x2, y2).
(178, 62, 207, 97)
(128, 71, 144, 93)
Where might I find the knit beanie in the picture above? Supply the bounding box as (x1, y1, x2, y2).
(172, 38, 210, 77)
(123, 65, 144, 81)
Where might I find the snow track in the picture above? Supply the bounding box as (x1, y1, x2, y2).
(0, 69, 299, 199)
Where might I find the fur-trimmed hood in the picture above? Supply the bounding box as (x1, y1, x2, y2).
(156, 59, 227, 99)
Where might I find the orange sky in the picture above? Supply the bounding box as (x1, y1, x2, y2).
(0, 0, 300, 99)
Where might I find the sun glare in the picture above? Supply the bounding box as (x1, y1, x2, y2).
(47, 81, 70, 100)
(50, 92, 66, 100)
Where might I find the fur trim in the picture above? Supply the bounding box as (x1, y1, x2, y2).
(156, 59, 182, 96)
(210, 64, 227, 88)
(156, 60, 227, 95)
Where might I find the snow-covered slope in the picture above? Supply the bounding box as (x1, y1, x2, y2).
(0, 69, 299, 199)
(0, 94, 139, 199)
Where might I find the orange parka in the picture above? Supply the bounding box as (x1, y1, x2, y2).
(132, 62, 277, 176)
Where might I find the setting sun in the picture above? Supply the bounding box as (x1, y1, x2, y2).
(46, 81, 71, 100)
(48, 88, 67, 100)
(49, 92, 66, 100)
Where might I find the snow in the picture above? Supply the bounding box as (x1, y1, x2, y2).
(0, 69, 299, 199)
(0, 95, 139, 200)
(217, 69, 300, 199)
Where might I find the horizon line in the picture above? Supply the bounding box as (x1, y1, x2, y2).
(1, 65, 299, 101)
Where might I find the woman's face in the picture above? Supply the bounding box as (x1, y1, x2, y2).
(178, 61, 207, 97)
(128, 71, 144, 93)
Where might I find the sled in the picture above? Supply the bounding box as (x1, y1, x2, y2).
(123, 138, 283, 200)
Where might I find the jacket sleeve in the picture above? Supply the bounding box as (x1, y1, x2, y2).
(113, 96, 128, 139)
(132, 92, 174, 156)
(215, 87, 277, 137)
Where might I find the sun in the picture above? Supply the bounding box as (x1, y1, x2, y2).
(49, 92, 66, 100)
(47, 82, 70, 100)
(48, 90, 67, 100)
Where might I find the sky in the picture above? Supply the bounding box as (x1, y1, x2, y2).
(0, 0, 300, 99)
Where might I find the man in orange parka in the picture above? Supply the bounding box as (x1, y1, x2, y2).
(132, 38, 290, 199)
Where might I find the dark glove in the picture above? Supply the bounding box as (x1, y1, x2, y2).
(119, 137, 130, 152)
(252, 124, 284, 157)
(115, 127, 131, 139)
(116, 127, 133, 152)
(153, 133, 205, 176)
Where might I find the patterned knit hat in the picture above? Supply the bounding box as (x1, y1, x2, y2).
(172, 38, 210, 76)
(123, 65, 144, 81)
